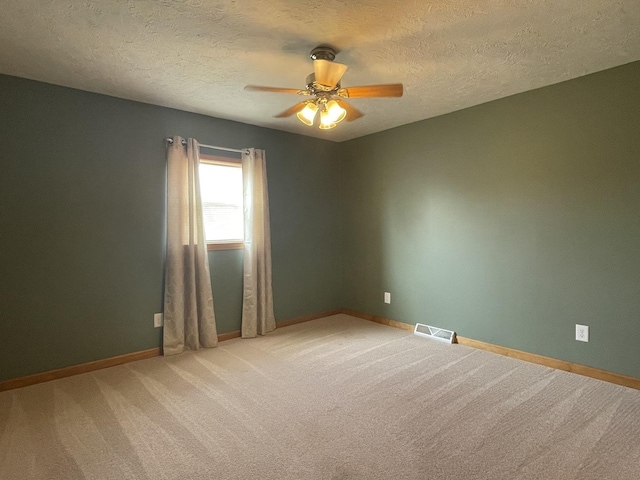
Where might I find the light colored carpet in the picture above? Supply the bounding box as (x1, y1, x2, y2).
(1, 314, 639, 479)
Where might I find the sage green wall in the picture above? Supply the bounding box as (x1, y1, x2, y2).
(3, 61, 639, 383)
(0, 74, 342, 382)
(340, 61, 640, 379)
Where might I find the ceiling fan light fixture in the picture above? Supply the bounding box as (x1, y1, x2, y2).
(325, 100, 347, 124)
(319, 109, 338, 129)
(296, 102, 319, 126)
(319, 121, 337, 130)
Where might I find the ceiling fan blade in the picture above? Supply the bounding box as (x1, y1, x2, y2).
(338, 100, 364, 122)
(313, 60, 348, 88)
(274, 102, 308, 118)
(245, 85, 304, 95)
(341, 84, 403, 98)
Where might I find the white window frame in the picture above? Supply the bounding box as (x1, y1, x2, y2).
(199, 153, 244, 251)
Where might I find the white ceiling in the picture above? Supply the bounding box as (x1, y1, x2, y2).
(1, 1, 639, 142)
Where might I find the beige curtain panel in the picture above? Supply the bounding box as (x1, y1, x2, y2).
(241, 148, 276, 338)
(163, 137, 218, 355)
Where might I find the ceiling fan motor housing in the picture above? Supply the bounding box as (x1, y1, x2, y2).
(305, 73, 340, 92)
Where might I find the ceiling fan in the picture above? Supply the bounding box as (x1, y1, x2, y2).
(244, 46, 403, 130)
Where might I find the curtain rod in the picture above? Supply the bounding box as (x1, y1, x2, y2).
(164, 137, 248, 154)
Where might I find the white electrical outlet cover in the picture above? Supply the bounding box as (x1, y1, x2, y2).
(576, 324, 589, 342)
(154, 313, 164, 328)
(384, 292, 391, 304)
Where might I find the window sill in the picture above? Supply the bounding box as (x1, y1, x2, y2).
(207, 242, 244, 251)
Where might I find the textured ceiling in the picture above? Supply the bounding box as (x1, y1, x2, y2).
(0, 1, 639, 142)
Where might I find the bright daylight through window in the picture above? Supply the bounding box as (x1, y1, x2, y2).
(199, 159, 244, 246)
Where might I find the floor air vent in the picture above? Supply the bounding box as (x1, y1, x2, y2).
(414, 323, 456, 344)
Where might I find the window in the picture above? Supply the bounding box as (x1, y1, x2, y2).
(199, 154, 244, 250)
